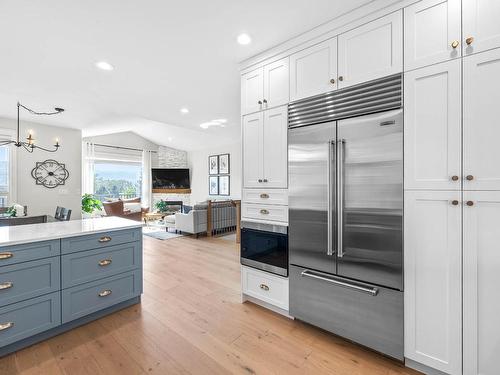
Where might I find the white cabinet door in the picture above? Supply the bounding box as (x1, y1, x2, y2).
(404, 0, 461, 70)
(263, 58, 289, 109)
(241, 68, 264, 115)
(404, 191, 462, 375)
(242, 112, 264, 188)
(463, 191, 500, 375)
(338, 11, 402, 88)
(289, 38, 337, 101)
(263, 106, 288, 188)
(404, 60, 462, 190)
(463, 48, 500, 190)
(463, 0, 500, 55)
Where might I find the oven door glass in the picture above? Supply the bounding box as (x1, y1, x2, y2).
(241, 228, 288, 275)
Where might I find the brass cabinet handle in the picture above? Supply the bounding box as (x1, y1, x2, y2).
(258, 100, 262, 105)
(0, 252, 13, 260)
(466, 175, 474, 181)
(263, 99, 268, 104)
(98, 259, 112, 267)
(451, 40, 459, 49)
(451, 200, 459, 206)
(98, 289, 112, 297)
(260, 193, 270, 199)
(263, 179, 268, 183)
(338, 76, 344, 82)
(259, 284, 269, 291)
(260, 209, 269, 215)
(258, 179, 263, 183)
(0, 282, 13, 290)
(466, 201, 474, 206)
(330, 78, 335, 84)
(98, 236, 112, 243)
(466, 36, 474, 45)
(0, 322, 14, 331)
(451, 175, 459, 181)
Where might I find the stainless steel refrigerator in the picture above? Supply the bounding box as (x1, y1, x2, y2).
(288, 75, 404, 360)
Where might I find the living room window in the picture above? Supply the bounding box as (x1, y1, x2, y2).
(0, 145, 9, 207)
(94, 160, 142, 202)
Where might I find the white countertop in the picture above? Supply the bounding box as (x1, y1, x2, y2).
(0, 216, 142, 247)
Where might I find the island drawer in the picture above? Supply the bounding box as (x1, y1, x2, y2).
(0, 292, 61, 348)
(62, 270, 142, 323)
(61, 228, 141, 254)
(0, 240, 60, 267)
(0, 257, 60, 307)
(62, 242, 142, 288)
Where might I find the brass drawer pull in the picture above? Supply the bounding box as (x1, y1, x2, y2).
(98, 236, 112, 243)
(260, 193, 269, 199)
(98, 259, 112, 267)
(0, 252, 13, 260)
(98, 289, 112, 297)
(259, 284, 269, 291)
(260, 209, 269, 215)
(0, 322, 14, 331)
(0, 282, 13, 290)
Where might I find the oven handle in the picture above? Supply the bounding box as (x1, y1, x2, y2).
(301, 269, 379, 296)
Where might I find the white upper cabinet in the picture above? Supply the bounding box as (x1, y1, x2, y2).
(463, 48, 500, 190)
(263, 106, 288, 188)
(404, 59, 462, 190)
(289, 38, 338, 101)
(241, 68, 264, 115)
(463, 191, 500, 375)
(404, 191, 462, 375)
(404, 0, 461, 71)
(242, 112, 264, 188)
(338, 11, 403, 88)
(263, 58, 289, 109)
(463, 0, 500, 55)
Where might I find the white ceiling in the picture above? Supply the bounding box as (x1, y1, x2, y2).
(0, 0, 373, 150)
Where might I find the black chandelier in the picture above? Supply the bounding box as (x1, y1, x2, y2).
(0, 102, 65, 153)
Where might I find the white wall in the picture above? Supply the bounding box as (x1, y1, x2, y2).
(188, 142, 241, 204)
(0, 117, 82, 219)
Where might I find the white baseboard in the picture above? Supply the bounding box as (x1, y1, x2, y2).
(405, 358, 450, 375)
(241, 293, 293, 319)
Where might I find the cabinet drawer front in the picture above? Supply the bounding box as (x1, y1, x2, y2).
(0, 292, 61, 348)
(62, 242, 142, 288)
(241, 203, 288, 223)
(0, 240, 60, 267)
(241, 266, 289, 311)
(61, 228, 141, 254)
(0, 257, 60, 307)
(62, 271, 142, 323)
(243, 189, 288, 205)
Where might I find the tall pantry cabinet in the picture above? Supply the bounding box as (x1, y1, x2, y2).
(404, 0, 500, 374)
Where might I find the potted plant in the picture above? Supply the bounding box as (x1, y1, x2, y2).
(154, 200, 169, 213)
(81, 194, 103, 218)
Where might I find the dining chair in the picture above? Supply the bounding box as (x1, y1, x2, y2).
(54, 206, 72, 221)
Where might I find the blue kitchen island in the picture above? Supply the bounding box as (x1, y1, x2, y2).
(0, 216, 143, 356)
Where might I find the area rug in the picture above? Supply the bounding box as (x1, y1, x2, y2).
(142, 227, 186, 240)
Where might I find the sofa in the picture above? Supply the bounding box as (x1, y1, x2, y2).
(102, 197, 148, 221)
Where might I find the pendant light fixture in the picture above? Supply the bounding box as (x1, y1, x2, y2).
(0, 102, 64, 153)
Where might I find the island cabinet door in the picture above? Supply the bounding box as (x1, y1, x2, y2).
(404, 0, 461, 71)
(463, 0, 500, 56)
(404, 59, 462, 190)
(338, 11, 402, 89)
(404, 191, 462, 375)
(463, 191, 500, 375)
(289, 37, 338, 101)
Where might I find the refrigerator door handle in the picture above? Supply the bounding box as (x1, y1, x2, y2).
(337, 139, 345, 258)
(301, 269, 379, 296)
(327, 140, 335, 256)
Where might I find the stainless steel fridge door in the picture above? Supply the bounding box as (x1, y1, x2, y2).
(336, 109, 403, 290)
(288, 122, 336, 274)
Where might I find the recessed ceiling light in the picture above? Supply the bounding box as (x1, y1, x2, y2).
(200, 119, 228, 129)
(168, 137, 173, 141)
(180, 107, 189, 114)
(237, 33, 252, 45)
(95, 61, 114, 71)
(213, 118, 227, 124)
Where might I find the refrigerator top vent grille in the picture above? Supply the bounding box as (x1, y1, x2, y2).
(288, 74, 402, 128)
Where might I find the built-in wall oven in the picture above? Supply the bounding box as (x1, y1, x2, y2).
(240, 221, 288, 277)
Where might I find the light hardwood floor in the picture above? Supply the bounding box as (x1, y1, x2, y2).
(0, 235, 420, 375)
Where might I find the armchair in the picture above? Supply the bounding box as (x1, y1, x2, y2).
(175, 209, 207, 237)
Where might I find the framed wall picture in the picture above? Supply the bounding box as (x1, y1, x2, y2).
(208, 155, 219, 175)
(209, 176, 219, 195)
(219, 153, 230, 174)
(219, 175, 230, 196)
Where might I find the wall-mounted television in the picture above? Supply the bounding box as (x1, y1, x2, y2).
(152, 168, 190, 189)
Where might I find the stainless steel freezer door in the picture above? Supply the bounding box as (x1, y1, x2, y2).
(336, 109, 403, 290)
(288, 122, 336, 274)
